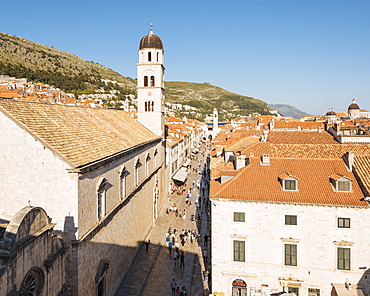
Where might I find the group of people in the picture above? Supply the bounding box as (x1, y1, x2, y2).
(166, 205, 187, 220)
(166, 227, 200, 250)
(170, 278, 187, 295)
(165, 145, 209, 295)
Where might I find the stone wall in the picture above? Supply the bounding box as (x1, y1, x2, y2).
(0, 112, 79, 231)
(0, 207, 67, 296)
(74, 140, 166, 295)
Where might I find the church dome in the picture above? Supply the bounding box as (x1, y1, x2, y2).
(326, 110, 336, 116)
(348, 99, 360, 110)
(139, 30, 163, 50)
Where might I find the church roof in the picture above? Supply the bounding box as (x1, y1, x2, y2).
(139, 29, 163, 50)
(348, 99, 360, 110)
(0, 99, 159, 168)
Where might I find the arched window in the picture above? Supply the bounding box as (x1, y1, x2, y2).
(157, 52, 159, 62)
(97, 178, 108, 220)
(232, 279, 247, 296)
(151, 101, 154, 111)
(150, 76, 155, 87)
(120, 168, 126, 200)
(154, 149, 158, 168)
(144, 76, 148, 87)
(20, 267, 45, 296)
(146, 154, 151, 176)
(145, 101, 148, 112)
(148, 51, 152, 62)
(135, 159, 141, 186)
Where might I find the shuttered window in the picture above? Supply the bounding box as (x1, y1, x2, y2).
(285, 244, 297, 266)
(338, 248, 350, 270)
(233, 240, 245, 262)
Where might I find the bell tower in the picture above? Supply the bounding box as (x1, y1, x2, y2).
(137, 25, 165, 137)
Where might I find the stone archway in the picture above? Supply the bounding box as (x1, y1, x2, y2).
(232, 279, 247, 296)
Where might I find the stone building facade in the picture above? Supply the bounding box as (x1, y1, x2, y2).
(210, 156, 370, 296)
(0, 29, 169, 295)
(0, 207, 67, 296)
(0, 98, 166, 295)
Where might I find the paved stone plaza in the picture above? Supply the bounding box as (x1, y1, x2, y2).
(117, 148, 211, 295)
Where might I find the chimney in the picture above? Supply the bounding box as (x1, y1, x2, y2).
(261, 154, 270, 165)
(347, 152, 354, 171)
(235, 154, 247, 170)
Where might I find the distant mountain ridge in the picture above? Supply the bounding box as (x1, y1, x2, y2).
(269, 103, 308, 119)
(0, 31, 276, 120)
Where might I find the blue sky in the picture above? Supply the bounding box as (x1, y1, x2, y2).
(1, 0, 369, 115)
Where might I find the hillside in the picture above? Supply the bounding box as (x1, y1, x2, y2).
(0, 32, 136, 92)
(268, 104, 308, 119)
(165, 81, 272, 120)
(0, 32, 273, 120)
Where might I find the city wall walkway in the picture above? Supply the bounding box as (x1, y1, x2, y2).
(117, 148, 211, 296)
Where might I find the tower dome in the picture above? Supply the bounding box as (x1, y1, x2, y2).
(325, 110, 336, 116)
(139, 28, 163, 50)
(348, 98, 360, 110)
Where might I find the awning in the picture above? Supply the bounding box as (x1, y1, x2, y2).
(172, 167, 188, 183)
(331, 284, 365, 296)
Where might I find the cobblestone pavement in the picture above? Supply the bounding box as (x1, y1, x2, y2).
(117, 147, 211, 296)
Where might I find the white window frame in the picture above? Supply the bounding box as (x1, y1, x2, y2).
(97, 178, 107, 221)
(120, 167, 126, 201)
(336, 179, 352, 192)
(154, 149, 158, 169)
(145, 154, 150, 177)
(135, 159, 141, 186)
(283, 177, 298, 191)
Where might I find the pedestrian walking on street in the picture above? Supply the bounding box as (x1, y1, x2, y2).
(204, 234, 208, 247)
(175, 287, 181, 295)
(145, 239, 150, 252)
(173, 249, 179, 267)
(180, 251, 185, 269)
(181, 286, 187, 296)
(168, 241, 173, 254)
(171, 278, 177, 295)
(203, 249, 208, 264)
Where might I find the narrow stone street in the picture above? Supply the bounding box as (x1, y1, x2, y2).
(117, 144, 211, 295)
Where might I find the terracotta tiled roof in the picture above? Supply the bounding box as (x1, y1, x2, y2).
(0, 93, 20, 99)
(272, 121, 325, 130)
(267, 131, 337, 144)
(339, 121, 357, 128)
(229, 130, 260, 137)
(0, 99, 159, 168)
(211, 161, 234, 179)
(242, 142, 370, 158)
(336, 112, 348, 117)
(211, 157, 366, 206)
(165, 116, 184, 123)
(256, 115, 275, 122)
(353, 155, 370, 197)
(224, 137, 260, 152)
